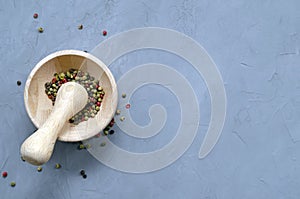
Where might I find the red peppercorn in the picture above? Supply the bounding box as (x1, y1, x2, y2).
(126, 104, 131, 109)
(100, 94, 104, 98)
(52, 78, 57, 83)
(102, 30, 107, 36)
(96, 102, 101, 106)
(2, 171, 7, 178)
(33, 13, 38, 19)
(62, 78, 67, 83)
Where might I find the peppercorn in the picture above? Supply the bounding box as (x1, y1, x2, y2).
(120, 116, 125, 121)
(37, 166, 42, 172)
(10, 182, 16, 187)
(78, 24, 83, 30)
(78, 144, 85, 150)
(82, 174, 87, 179)
(116, 109, 121, 115)
(80, 170, 85, 175)
(17, 80, 21, 86)
(33, 13, 38, 19)
(38, 27, 44, 33)
(109, 130, 115, 135)
(126, 104, 131, 109)
(55, 163, 61, 169)
(122, 93, 126, 98)
(102, 30, 107, 36)
(2, 171, 8, 178)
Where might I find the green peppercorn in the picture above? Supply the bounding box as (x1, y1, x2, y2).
(95, 106, 100, 111)
(38, 27, 44, 33)
(55, 163, 61, 169)
(78, 144, 85, 150)
(37, 166, 42, 172)
(59, 73, 65, 80)
(10, 181, 16, 187)
(120, 116, 125, 121)
(122, 93, 126, 98)
(116, 110, 121, 115)
(104, 130, 109, 135)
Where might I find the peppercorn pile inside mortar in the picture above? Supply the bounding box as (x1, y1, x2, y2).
(44, 69, 105, 125)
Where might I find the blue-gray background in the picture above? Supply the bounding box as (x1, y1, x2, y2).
(1, 0, 300, 198)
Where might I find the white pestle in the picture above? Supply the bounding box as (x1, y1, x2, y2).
(20, 82, 88, 165)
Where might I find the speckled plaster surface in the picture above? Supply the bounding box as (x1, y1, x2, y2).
(0, 0, 300, 199)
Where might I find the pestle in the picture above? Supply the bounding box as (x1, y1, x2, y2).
(21, 82, 88, 165)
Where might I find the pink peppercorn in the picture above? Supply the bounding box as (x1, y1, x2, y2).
(2, 171, 8, 178)
(102, 30, 107, 36)
(33, 13, 38, 19)
(125, 104, 131, 109)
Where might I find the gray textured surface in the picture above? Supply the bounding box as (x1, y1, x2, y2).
(1, 0, 300, 198)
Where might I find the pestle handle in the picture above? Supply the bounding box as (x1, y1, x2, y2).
(20, 82, 88, 165)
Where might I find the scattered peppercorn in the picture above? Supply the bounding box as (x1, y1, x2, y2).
(109, 130, 115, 135)
(102, 30, 107, 36)
(122, 93, 126, 98)
(80, 170, 85, 175)
(38, 27, 44, 33)
(33, 13, 38, 19)
(78, 24, 83, 30)
(37, 166, 42, 172)
(2, 171, 8, 178)
(17, 80, 21, 86)
(55, 163, 61, 169)
(120, 116, 125, 121)
(125, 104, 131, 109)
(78, 144, 85, 150)
(10, 182, 16, 187)
(116, 109, 121, 115)
(103, 130, 109, 135)
(82, 174, 87, 179)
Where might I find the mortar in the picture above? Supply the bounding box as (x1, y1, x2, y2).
(21, 50, 118, 165)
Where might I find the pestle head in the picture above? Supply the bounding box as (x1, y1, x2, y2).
(55, 82, 89, 116)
